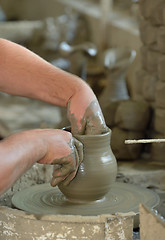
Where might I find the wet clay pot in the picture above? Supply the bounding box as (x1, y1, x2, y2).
(58, 130, 117, 202)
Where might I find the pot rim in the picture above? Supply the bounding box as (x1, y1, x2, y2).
(62, 126, 111, 138)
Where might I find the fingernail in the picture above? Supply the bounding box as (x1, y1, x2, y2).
(51, 178, 57, 187)
(53, 172, 61, 177)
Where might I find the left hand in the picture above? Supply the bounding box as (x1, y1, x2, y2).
(36, 129, 83, 186)
(50, 137, 83, 187)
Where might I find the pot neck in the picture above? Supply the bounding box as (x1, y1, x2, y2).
(74, 130, 111, 149)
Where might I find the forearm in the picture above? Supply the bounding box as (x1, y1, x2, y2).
(0, 38, 106, 135)
(0, 38, 95, 108)
(0, 131, 46, 195)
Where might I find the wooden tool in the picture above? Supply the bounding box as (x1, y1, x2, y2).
(125, 139, 165, 144)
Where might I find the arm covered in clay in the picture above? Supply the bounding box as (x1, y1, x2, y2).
(0, 129, 83, 195)
(0, 38, 108, 135)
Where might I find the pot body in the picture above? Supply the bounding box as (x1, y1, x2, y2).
(58, 130, 117, 202)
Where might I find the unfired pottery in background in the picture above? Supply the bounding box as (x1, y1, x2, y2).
(99, 48, 136, 110)
(137, 0, 165, 164)
(114, 100, 151, 131)
(111, 127, 144, 160)
(59, 130, 117, 202)
(28, 10, 90, 62)
(59, 41, 97, 79)
(0, 20, 43, 45)
(101, 101, 120, 128)
(86, 64, 106, 98)
(151, 133, 165, 163)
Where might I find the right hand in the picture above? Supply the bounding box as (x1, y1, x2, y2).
(67, 83, 108, 135)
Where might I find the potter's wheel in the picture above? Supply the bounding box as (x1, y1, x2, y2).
(12, 182, 159, 228)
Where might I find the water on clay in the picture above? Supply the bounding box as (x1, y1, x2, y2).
(12, 182, 159, 228)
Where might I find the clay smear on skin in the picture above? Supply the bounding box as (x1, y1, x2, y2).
(51, 137, 83, 186)
(68, 101, 109, 135)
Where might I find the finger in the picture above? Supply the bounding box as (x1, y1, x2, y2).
(52, 157, 75, 177)
(61, 170, 77, 186)
(52, 166, 68, 177)
(73, 146, 79, 167)
(50, 175, 67, 187)
(56, 147, 80, 186)
(70, 118, 86, 135)
(72, 144, 81, 173)
(73, 137, 83, 164)
(82, 101, 108, 135)
(53, 164, 61, 170)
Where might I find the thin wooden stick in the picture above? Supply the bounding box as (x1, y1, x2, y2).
(125, 139, 165, 144)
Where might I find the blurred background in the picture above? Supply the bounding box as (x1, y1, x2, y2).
(0, 2, 165, 232)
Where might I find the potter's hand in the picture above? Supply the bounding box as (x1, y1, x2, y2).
(0, 129, 83, 195)
(37, 129, 83, 187)
(67, 86, 108, 135)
